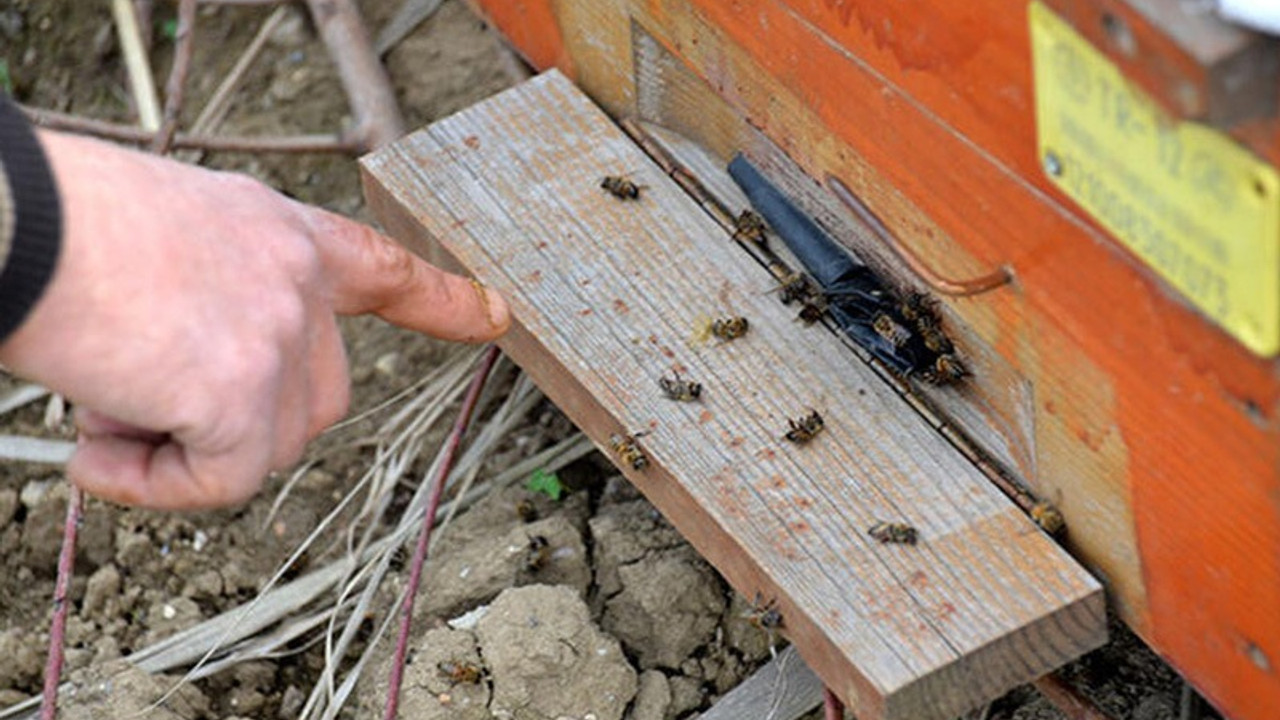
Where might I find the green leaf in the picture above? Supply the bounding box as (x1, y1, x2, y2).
(0, 59, 11, 95)
(161, 18, 178, 40)
(525, 469, 564, 501)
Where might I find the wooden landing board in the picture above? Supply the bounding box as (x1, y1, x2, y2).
(361, 71, 1106, 720)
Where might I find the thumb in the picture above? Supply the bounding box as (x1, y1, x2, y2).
(307, 206, 510, 342)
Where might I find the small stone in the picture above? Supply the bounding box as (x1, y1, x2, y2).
(92, 636, 122, 665)
(0, 627, 42, 690)
(627, 670, 671, 720)
(227, 687, 267, 715)
(279, 685, 305, 719)
(115, 529, 153, 568)
(665, 675, 705, 719)
(140, 596, 203, 646)
(299, 468, 337, 492)
(83, 564, 122, 618)
(183, 569, 224, 599)
(374, 351, 401, 377)
(19, 478, 54, 508)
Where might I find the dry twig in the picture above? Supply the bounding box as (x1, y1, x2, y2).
(374, 0, 443, 57)
(22, 105, 360, 153)
(305, 0, 406, 150)
(111, 0, 163, 130)
(189, 5, 289, 137)
(152, 0, 198, 153)
(384, 344, 501, 719)
(38, 487, 82, 720)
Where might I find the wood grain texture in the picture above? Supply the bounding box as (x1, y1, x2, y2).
(362, 70, 1106, 720)
(554, 4, 1280, 718)
(445, 3, 1280, 719)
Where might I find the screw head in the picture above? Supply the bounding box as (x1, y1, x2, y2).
(1044, 152, 1063, 177)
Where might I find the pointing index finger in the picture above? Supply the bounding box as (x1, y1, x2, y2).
(306, 206, 510, 342)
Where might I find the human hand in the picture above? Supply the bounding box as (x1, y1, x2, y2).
(0, 130, 509, 510)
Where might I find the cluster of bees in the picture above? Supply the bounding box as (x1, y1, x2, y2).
(597, 171, 965, 641)
(727, 200, 967, 385)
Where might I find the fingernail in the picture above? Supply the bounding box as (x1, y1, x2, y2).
(470, 278, 511, 332)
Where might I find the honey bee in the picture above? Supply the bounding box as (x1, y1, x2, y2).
(867, 521, 919, 545)
(731, 209, 768, 246)
(917, 321, 953, 354)
(600, 174, 645, 200)
(871, 313, 912, 347)
(797, 301, 827, 325)
(515, 499, 539, 523)
(743, 592, 784, 630)
(899, 292, 936, 323)
(659, 372, 703, 401)
(783, 410, 825, 444)
(524, 534, 551, 573)
(1030, 500, 1066, 536)
(610, 432, 649, 470)
(776, 272, 817, 306)
(438, 660, 484, 684)
(922, 354, 968, 384)
(711, 316, 750, 340)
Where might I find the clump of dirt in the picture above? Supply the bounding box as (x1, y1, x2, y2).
(350, 477, 782, 720)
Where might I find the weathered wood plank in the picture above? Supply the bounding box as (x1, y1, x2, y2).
(361, 70, 1106, 720)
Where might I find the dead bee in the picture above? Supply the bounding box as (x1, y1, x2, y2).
(731, 209, 768, 245)
(868, 521, 919, 545)
(524, 535, 551, 573)
(783, 410, 825, 444)
(515, 499, 539, 523)
(922, 354, 968, 384)
(610, 432, 649, 470)
(871, 313, 912, 347)
(711, 316, 750, 340)
(600, 174, 645, 200)
(1030, 500, 1066, 536)
(438, 660, 484, 685)
(658, 371, 703, 402)
(743, 592, 784, 630)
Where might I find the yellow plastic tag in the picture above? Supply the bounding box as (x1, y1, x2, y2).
(1030, 1, 1280, 356)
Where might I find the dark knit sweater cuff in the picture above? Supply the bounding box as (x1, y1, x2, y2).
(0, 96, 61, 344)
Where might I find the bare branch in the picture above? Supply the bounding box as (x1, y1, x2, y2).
(384, 345, 501, 720)
(112, 0, 163, 130)
(305, 0, 406, 151)
(152, 0, 199, 154)
(38, 487, 83, 720)
(23, 105, 361, 153)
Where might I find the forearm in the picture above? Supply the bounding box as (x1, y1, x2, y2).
(0, 96, 61, 344)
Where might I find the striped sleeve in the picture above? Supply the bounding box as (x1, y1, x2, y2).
(0, 96, 61, 343)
